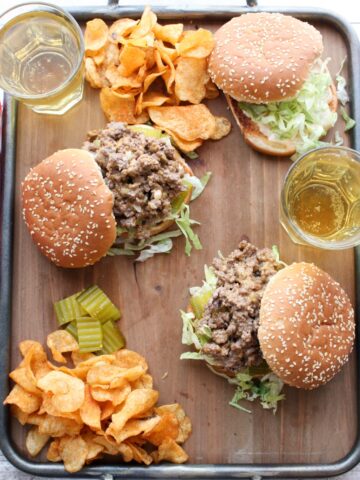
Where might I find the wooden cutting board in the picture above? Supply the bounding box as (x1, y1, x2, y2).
(8, 18, 357, 466)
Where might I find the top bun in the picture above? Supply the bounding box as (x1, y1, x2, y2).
(208, 13, 323, 103)
(22, 149, 116, 268)
(258, 263, 355, 390)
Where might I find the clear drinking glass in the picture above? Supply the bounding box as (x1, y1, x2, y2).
(280, 146, 360, 249)
(0, 2, 84, 114)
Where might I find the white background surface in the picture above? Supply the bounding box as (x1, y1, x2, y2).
(0, 0, 360, 479)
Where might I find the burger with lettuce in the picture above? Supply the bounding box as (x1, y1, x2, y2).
(208, 13, 338, 157)
(181, 241, 355, 412)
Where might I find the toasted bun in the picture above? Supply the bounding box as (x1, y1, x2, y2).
(209, 13, 323, 103)
(258, 263, 355, 390)
(227, 83, 338, 157)
(22, 149, 116, 268)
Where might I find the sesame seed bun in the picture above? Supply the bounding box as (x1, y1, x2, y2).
(209, 13, 323, 103)
(227, 84, 338, 157)
(21, 149, 116, 268)
(258, 262, 355, 390)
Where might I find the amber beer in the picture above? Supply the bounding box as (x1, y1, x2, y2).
(281, 147, 360, 249)
(0, 3, 84, 114)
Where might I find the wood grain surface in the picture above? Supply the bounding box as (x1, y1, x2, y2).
(3, 16, 358, 477)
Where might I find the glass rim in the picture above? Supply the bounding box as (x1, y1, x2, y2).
(280, 145, 360, 250)
(0, 1, 84, 100)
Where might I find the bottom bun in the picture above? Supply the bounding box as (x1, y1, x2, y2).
(227, 83, 338, 157)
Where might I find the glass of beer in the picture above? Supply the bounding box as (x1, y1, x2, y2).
(280, 146, 360, 249)
(0, 2, 84, 115)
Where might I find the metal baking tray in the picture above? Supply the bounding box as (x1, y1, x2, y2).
(0, 4, 359, 479)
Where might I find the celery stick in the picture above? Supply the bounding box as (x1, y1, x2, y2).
(65, 321, 78, 341)
(76, 317, 103, 353)
(76, 286, 121, 323)
(54, 291, 86, 325)
(98, 321, 126, 354)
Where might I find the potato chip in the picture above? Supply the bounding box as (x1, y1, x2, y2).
(26, 426, 50, 457)
(80, 432, 105, 461)
(10, 405, 29, 425)
(47, 330, 79, 364)
(9, 366, 41, 395)
(210, 116, 232, 140)
(92, 435, 119, 456)
(38, 415, 82, 437)
(205, 80, 219, 99)
(143, 69, 166, 93)
(175, 57, 208, 104)
(4, 385, 41, 414)
(71, 350, 95, 366)
(100, 401, 115, 420)
(156, 404, 192, 443)
(100, 87, 136, 123)
(161, 127, 203, 153)
(131, 373, 153, 390)
(19, 340, 42, 357)
(119, 45, 147, 77)
(109, 18, 138, 43)
(155, 438, 189, 463)
(108, 388, 159, 435)
(118, 442, 134, 462)
(105, 65, 142, 90)
(85, 58, 107, 89)
(176, 28, 214, 58)
(156, 40, 179, 62)
(148, 105, 216, 141)
(157, 49, 176, 93)
(37, 371, 85, 413)
(144, 412, 179, 446)
(114, 349, 148, 370)
(80, 385, 101, 430)
(47, 439, 61, 462)
(87, 364, 128, 386)
(126, 442, 153, 465)
(38, 392, 82, 423)
(111, 416, 161, 444)
(136, 91, 170, 115)
(154, 23, 183, 45)
(59, 435, 88, 473)
(91, 383, 131, 406)
(85, 19, 109, 54)
(130, 6, 157, 39)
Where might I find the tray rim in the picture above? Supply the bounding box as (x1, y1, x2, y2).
(0, 4, 359, 479)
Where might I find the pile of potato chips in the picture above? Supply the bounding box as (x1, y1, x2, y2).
(4, 331, 191, 473)
(84, 7, 231, 152)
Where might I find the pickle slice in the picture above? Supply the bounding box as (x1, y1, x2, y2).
(54, 291, 86, 326)
(76, 286, 121, 323)
(76, 317, 103, 353)
(171, 186, 191, 214)
(190, 290, 213, 319)
(99, 320, 126, 354)
(65, 321, 78, 341)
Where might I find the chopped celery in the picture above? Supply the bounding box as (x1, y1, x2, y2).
(98, 320, 126, 354)
(54, 291, 85, 326)
(190, 290, 212, 319)
(76, 317, 103, 353)
(77, 286, 121, 323)
(65, 321, 78, 341)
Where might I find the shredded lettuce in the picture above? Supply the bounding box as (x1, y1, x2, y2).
(180, 265, 286, 414)
(239, 59, 337, 156)
(336, 57, 349, 106)
(184, 151, 199, 160)
(271, 245, 287, 268)
(341, 107, 356, 132)
(170, 203, 202, 256)
(184, 172, 212, 201)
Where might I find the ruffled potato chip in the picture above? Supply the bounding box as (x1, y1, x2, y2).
(176, 29, 214, 58)
(175, 57, 208, 104)
(47, 330, 79, 364)
(210, 116, 232, 140)
(26, 426, 50, 457)
(109, 18, 138, 43)
(37, 371, 85, 413)
(154, 23, 183, 45)
(148, 105, 216, 141)
(85, 19, 109, 54)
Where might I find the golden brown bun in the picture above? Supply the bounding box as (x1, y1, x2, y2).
(21, 149, 116, 268)
(227, 83, 338, 157)
(209, 13, 323, 103)
(258, 263, 355, 390)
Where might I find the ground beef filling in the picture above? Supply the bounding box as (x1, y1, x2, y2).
(199, 241, 282, 373)
(83, 122, 185, 240)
